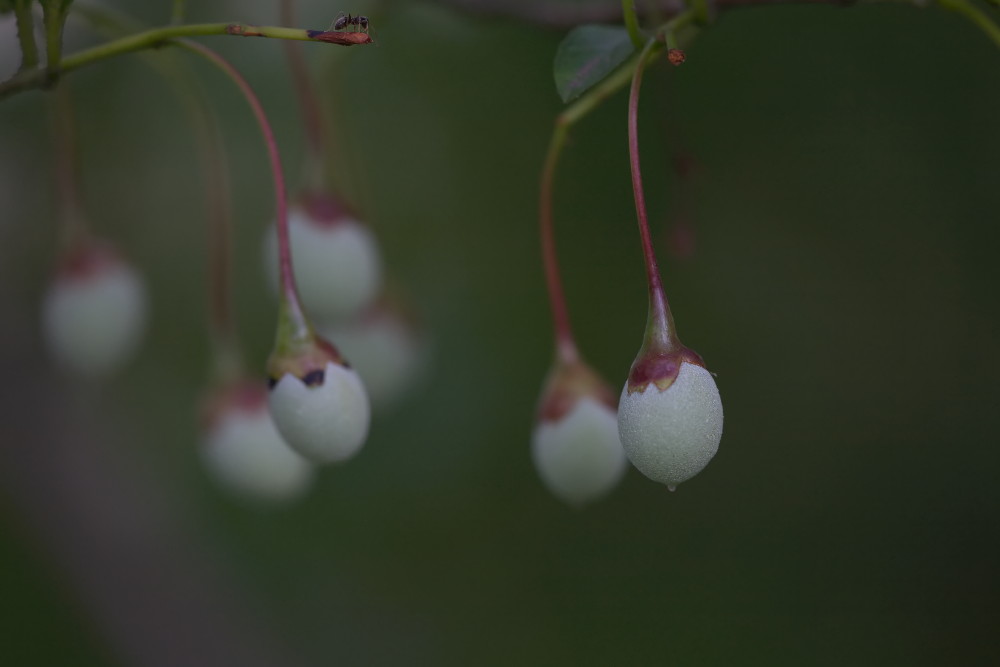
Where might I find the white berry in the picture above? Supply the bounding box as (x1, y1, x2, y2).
(263, 207, 381, 322)
(268, 361, 371, 463)
(617, 362, 723, 490)
(42, 251, 147, 377)
(533, 397, 627, 506)
(202, 395, 314, 502)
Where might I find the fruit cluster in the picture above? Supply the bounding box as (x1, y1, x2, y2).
(34, 2, 724, 509)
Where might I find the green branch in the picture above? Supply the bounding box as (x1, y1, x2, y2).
(42, 2, 69, 76)
(13, 0, 39, 72)
(0, 21, 371, 101)
(560, 10, 697, 127)
(622, 0, 644, 49)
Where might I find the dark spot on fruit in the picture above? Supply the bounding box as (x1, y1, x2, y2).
(303, 369, 326, 386)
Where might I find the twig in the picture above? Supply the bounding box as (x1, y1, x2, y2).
(0, 22, 371, 100)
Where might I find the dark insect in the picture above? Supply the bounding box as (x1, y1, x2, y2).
(331, 12, 370, 34)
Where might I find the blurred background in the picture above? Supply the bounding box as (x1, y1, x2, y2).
(1, 0, 999, 665)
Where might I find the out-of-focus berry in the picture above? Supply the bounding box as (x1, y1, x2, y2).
(263, 195, 381, 322)
(202, 381, 314, 502)
(42, 242, 147, 377)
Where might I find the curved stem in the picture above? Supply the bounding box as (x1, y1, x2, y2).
(621, 0, 644, 49)
(201, 97, 241, 382)
(557, 10, 697, 128)
(189, 74, 242, 381)
(72, 3, 244, 381)
(50, 83, 90, 252)
(628, 39, 679, 352)
(13, 1, 39, 72)
(538, 10, 697, 364)
(937, 0, 1000, 47)
(0, 22, 371, 101)
(539, 121, 579, 366)
(177, 40, 314, 349)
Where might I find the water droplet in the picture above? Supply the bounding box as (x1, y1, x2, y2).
(667, 485, 677, 492)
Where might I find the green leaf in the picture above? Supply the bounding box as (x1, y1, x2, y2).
(553, 25, 635, 104)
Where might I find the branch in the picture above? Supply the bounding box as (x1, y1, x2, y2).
(13, 0, 39, 72)
(0, 22, 372, 101)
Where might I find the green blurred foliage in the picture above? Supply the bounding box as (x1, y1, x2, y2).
(1, 1, 998, 665)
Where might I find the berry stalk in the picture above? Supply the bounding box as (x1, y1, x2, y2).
(537, 11, 697, 365)
(50, 83, 90, 252)
(627, 38, 681, 354)
(177, 40, 315, 353)
(72, 4, 243, 380)
(200, 94, 240, 381)
(539, 121, 579, 365)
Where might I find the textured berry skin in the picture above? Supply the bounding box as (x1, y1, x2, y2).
(42, 247, 147, 376)
(532, 397, 627, 506)
(267, 361, 371, 463)
(617, 362, 723, 489)
(202, 384, 314, 502)
(263, 207, 381, 322)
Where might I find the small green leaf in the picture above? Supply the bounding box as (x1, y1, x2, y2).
(553, 25, 635, 104)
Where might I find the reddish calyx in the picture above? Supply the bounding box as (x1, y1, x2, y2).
(538, 359, 616, 423)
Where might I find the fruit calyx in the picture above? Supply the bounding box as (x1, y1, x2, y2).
(297, 190, 354, 227)
(266, 336, 347, 388)
(538, 358, 617, 423)
(201, 378, 268, 431)
(626, 345, 706, 394)
(56, 240, 123, 279)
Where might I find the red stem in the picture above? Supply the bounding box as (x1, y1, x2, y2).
(539, 123, 579, 365)
(199, 95, 238, 372)
(180, 40, 310, 340)
(50, 83, 90, 250)
(628, 42, 679, 352)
